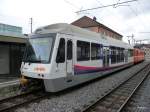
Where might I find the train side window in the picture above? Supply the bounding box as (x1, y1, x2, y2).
(128, 49, 133, 57)
(77, 40, 90, 61)
(91, 43, 101, 60)
(67, 40, 72, 60)
(56, 38, 65, 63)
(120, 48, 125, 62)
(116, 48, 120, 63)
(110, 46, 116, 64)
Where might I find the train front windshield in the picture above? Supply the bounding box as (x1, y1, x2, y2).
(24, 34, 56, 63)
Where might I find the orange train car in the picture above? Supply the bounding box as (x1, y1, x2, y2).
(133, 48, 145, 64)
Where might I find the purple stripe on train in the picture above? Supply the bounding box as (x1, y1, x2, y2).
(74, 64, 129, 75)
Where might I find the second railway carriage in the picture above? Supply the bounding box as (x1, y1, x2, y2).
(134, 48, 144, 64)
(21, 23, 134, 92)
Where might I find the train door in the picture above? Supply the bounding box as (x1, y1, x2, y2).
(56, 38, 74, 76)
(66, 39, 73, 76)
(103, 47, 109, 67)
(125, 50, 128, 62)
(56, 38, 66, 76)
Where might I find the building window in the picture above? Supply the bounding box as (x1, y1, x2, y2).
(91, 43, 101, 60)
(77, 40, 90, 61)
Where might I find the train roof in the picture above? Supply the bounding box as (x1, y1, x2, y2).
(34, 23, 133, 49)
(107, 37, 133, 49)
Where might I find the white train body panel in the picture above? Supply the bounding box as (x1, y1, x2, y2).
(21, 23, 134, 92)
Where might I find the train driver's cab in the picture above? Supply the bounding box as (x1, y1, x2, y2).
(21, 33, 56, 79)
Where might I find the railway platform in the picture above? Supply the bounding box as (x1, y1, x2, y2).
(0, 78, 20, 100)
(0, 77, 43, 101)
(0, 77, 18, 83)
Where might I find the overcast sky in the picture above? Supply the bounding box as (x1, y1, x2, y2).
(0, 0, 149, 43)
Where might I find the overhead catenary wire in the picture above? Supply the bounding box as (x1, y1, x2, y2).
(126, 1, 148, 40)
(63, 0, 95, 17)
(64, 0, 80, 9)
(135, 0, 150, 33)
(127, 4, 145, 30)
(76, 0, 138, 42)
(94, 0, 137, 40)
(64, 0, 146, 41)
(74, 0, 148, 43)
(76, 0, 138, 13)
(94, 0, 122, 31)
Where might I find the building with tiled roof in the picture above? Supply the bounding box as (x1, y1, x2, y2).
(71, 16, 122, 40)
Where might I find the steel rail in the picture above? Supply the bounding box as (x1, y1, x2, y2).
(117, 68, 150, 112)
(0, 88, 48, 112)
(81, 63, 150, 112)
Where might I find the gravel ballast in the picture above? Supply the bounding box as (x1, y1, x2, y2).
(15, 62, 149, 112)
(122, 65, 150, 112)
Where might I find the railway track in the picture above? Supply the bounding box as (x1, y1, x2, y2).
(81, 63, 150, 112)
(0, 63, 148, 112)
(121, 70, 150, 112)
(0, 88, 48, 112)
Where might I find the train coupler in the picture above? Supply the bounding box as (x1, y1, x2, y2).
(19, 75, 29, 92)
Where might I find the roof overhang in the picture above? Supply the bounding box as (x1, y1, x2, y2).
(0, 32, 27, 43)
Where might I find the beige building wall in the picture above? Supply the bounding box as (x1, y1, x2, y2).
(142, 47, 150, 60)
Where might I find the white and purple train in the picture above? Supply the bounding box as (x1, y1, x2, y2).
(21, 23, 135, 92)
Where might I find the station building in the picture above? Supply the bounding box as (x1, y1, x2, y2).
(0, 23, 26, 78)
(136, 44, 150, 60)
(71, 16, 123, 40)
